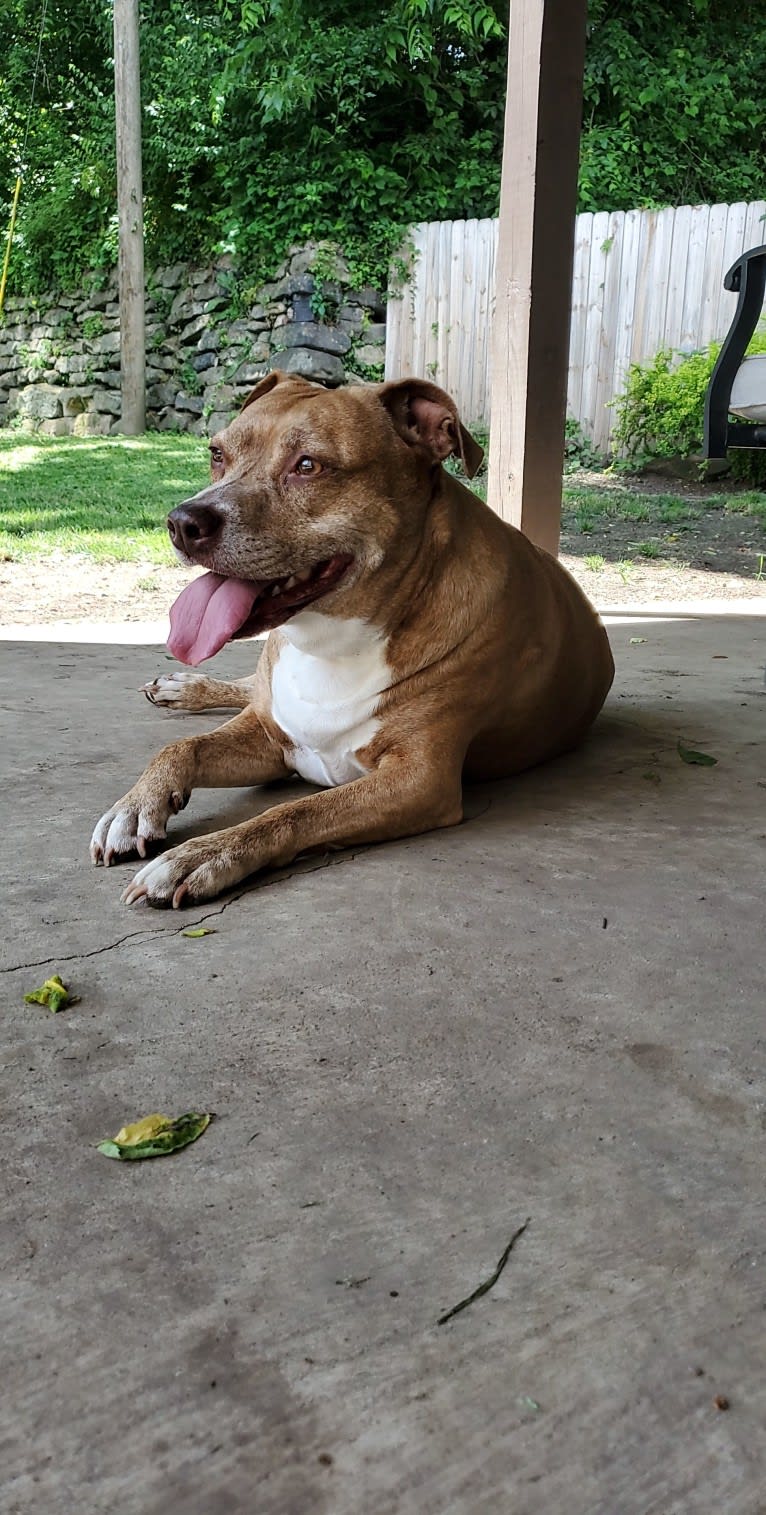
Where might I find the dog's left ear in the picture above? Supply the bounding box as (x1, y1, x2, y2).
(376, 378, 484, 479)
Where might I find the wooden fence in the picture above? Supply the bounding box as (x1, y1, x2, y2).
(385, 201, 766, 452)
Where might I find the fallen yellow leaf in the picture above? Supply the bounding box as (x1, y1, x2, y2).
(113, 1114, 171, 1146)
(24, 974, 80, 1013)
(97, 1111, 212, 1161)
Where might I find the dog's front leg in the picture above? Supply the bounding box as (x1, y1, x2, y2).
(141, 669, 259, 712)
(121, 746, 464, 908)
(90, 708, 289, 866)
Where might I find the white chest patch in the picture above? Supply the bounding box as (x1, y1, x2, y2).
(270, 612, 389, 787)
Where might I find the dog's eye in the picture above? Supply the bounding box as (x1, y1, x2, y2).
(293, 456, 322, 477)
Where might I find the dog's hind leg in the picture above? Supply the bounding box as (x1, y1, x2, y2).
(141, 669, 259, 712)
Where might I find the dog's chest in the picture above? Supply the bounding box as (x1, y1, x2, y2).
(270, 613, 389, 787)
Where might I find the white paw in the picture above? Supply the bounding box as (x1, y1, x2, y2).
(121, 835, 244, 908)
(90, 788, 188, 866)
(90, 805, 167, 867)
(141, 671, 204, 707)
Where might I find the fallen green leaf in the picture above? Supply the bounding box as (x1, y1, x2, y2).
(629, 637, 646, 645)
(181, 927, 216, 938)
(97, 1111, 212, 1161)
(518, 1395, 541, 1412)
(24, 974, 80, 1013)
(678, 742, 717, 767)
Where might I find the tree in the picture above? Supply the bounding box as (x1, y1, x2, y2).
(580, 0, 766, 211)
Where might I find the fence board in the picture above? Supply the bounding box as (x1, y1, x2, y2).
(643, 209, 675, 361)
(677, 204, 710, 350)
(386, 199, 766, 451)
(578, 211, 611, 448)
(566, 211, 593, 427)
(698, 203, 729, 349)
(715, 202, 749, 338)
(611, 208, 642, 422)
(663, 205, 692, 353)
(591, 211, 625, 453)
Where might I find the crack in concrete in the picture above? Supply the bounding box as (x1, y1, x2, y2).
(1, 847, 363, 976)
(2, 925, 175, 975)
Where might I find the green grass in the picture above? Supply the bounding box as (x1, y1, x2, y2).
(0, 432, 209, 563)
(563, 482, 766, 529)
(720, 489, 766, 522)
(573, 508, 595, 533)
(1, 432, 764, 565)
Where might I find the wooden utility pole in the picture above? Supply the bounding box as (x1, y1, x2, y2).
(487, 0, 588, 555)
(113, 0, 146, 433)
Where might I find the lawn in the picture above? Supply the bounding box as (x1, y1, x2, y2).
(560, 476, 766, 581)
(562, 480, 766, 531)
(0, 432, 209, 563)
(0, 431, 764, 579)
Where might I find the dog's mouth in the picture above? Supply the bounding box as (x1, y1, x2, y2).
(167, 554, 353, 666)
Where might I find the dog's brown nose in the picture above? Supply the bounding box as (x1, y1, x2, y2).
(167, 503, 222, 556)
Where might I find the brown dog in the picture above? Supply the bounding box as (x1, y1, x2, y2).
(90, 372, 614, 907)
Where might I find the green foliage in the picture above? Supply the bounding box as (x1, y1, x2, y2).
(345, 353, 385, 384)
(81, 313, 105, 341)
(18, 338, 52, 377)
(207, 0, 507, 290)
(613, 347, 717, 460)
(1, 1, 766, 297)
(177, 359, 203, 396)
(1, 0, 507, 294)
(613, 332, 766, 481)
(581, 0, 766, 211)
(564, 417, 603, 473)
(729, 450, 766, 487)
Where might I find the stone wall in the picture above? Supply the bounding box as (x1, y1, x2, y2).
(0, 245, 387, 436)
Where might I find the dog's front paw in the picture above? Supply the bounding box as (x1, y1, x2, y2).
(141, 671, 208, 709)
(90, 786, 189, 867)
(121, 834, 245, 908)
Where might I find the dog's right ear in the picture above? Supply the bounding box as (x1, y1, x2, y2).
(240, 371, 284, 412)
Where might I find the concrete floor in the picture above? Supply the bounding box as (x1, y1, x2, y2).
(1, 609, 764, 1515)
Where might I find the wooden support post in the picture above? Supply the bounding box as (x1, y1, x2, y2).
(487, 0, 588, 555)
(113, 0, 146, 434)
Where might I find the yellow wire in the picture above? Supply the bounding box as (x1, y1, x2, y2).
(0, 177, 22, 317)
(1, 0, 50, 314)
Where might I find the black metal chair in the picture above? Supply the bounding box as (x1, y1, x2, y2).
(703, 244, 766, 459)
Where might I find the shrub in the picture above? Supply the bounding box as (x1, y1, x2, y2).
(564, 416, 604, 473)
(612, 332, 766, 482)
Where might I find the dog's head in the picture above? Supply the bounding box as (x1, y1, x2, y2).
(166, 371, 483, 664)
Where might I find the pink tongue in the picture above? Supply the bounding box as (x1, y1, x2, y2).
(167, 572, 264, 665)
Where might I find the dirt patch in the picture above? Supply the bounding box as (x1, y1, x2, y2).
(0, 478, 764, 626)
(0, 555, 200, 626)
(560, 498, 766, 604)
